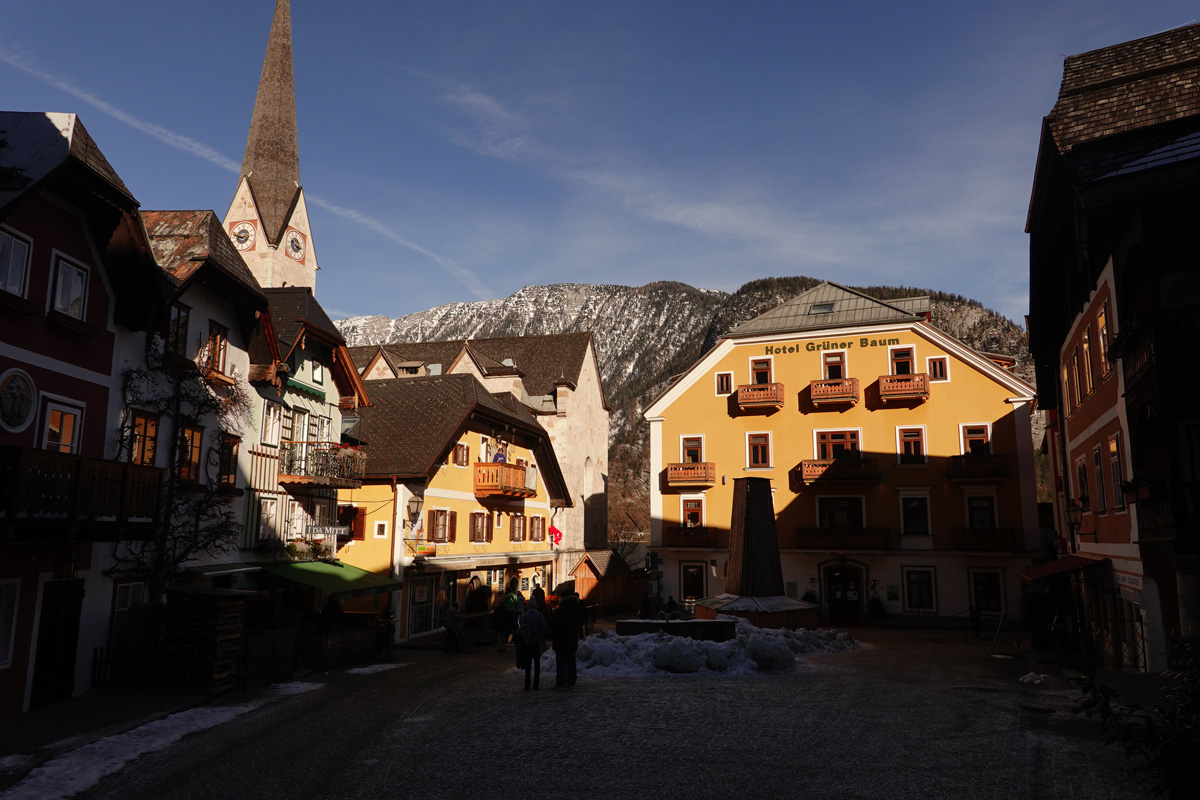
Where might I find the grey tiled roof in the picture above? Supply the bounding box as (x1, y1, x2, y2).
(727, 282, 926, 338)
(1049, 23, 1200, 153)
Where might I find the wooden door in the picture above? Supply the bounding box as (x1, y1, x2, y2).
(29, 578, 85, 709)
(825, 566, 862, 623)
(681, 562, 705, 603)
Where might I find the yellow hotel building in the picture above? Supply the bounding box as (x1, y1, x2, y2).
(646, 283, 1039, 624)
(336, 374, 570, 641)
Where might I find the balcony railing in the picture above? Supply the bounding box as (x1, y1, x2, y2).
(946, 454, 1008, 482)
(1136, 497, 1176, 543)
(951, 527, 1017, 551)
(736, 383, 785, 410)
(661, 526, 729, 548)
(474, 462, 537, 498)
(878, 373, 929, 403)
(792, 527, 890, 550)
(795, 457, 879, 485)
(666, 462, 717, 487)
(278, 441, 366, 489)
(0, 446, 164, 540)
(809, 377, 860, 406)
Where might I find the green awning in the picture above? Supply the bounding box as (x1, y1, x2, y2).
(285, 377, 326, 401)
(259, 560, 401, 599)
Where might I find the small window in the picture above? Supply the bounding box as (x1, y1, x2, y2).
(715, 372, 733, 395)
(0, 370, 36, 434)
(454, 443, 470, 467)
(810, 302, 835, 314)
(903, 568, 936, 612)
(890, 348, 914, 376)
(207, 322, 229, 375)
(817, 430, 859, 460)
(927, 357, 948, 382)
(374, 520, 388, 539)
(963, 425, 990, 455)
(682, 436, 703, 463)
(261, 402, 282, 447)
(1093, 447, 1106, 514)
(967, 496, 996, 529)
(179, 425, 204, 482)
(0, 228, 31, 297)
(823, 352, 845, 380)
(683, 498, 703, 527)
(751, 359, 772, 385)
(1109, 435, 1125, 511)
(52, 257, 87, 320)
(898, 428, 925, 465)
(900, 495, 930, 536)
(43, 401, 82, 454)
(166, 303, 190, 358)
(218, 433, 240, 487)
(748, 432, 771, 468)
(130, 410, 159, 466)
(312, 361, 324, 385)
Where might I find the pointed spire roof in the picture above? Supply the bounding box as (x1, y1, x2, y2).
(240, 0, 301, 245)
(727, 282, 928, 338)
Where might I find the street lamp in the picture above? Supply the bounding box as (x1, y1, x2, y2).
(407, 494, 424, 530)
(1066, 500, 1083, 552)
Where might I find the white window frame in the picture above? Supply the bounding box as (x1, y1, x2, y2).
(312, 360, 325, 385)
(0, 579, 18, 669)
(745, 430, 773, 470)
(898, 488, 933, 546)
(901, 566, 938, 613)
(374, 520, 389, 539)
(261, 402, 282, 447)
(968, 567, 1006, 615)
(259, 497, 278, 540)
(926, 355, 950, 382)
(812, 427, 865, 460)
(679, 434, 706, 463)
(0, 226, 32, 297)
(822, 349, 850, 380)
(680, 494, 706, 528)
(887, 343, 917, 376)
(49, 252, 88, 320)
(747, 354, 775, 384)
(41, 397, 84, 454)
(714, 371, 734, 396)
(959, 422, 993, 455)
(895, 424, 928, 466)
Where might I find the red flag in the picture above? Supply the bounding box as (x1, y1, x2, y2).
(549, 524, 563, 546)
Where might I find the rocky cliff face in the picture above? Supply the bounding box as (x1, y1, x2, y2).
(336, 278, 1034, 536)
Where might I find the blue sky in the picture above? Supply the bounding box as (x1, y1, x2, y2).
(2, 2, 1194, 323)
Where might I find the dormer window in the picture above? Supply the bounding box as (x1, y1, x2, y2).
(810, 302, 835, 315)
(312, 361, 324, 385)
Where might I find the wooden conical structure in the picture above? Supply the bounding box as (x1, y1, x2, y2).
(725, 477, 785, 597)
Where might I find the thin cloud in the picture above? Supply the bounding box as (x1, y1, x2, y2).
(0, 46, 489, 300)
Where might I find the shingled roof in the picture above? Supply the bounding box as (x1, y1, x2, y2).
(727, 282, 927, 338)
(264, 286, 343, 348)
(348, 374, 569, 504)
(1048, 23, 1200, 154)
(142, 210, 267, 302)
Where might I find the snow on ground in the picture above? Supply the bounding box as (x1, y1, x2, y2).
(345, 663, 408, 675)
(532, 617, 860, 678)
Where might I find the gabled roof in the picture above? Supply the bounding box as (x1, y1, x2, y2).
(1048, 23, 1200, 154)
(727, 282, 927, 338)
(142, 210, 267, 303)
(572, 549, 632, 578)
(238, 0, 301, 245)
(264, 286, 343, 348)
(348, 374, 570, 504)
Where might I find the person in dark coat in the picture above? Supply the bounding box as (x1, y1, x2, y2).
(549, 593, 585, 689)
(516, 600, 548, 690)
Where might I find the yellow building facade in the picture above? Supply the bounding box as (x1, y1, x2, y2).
(647, 283, 1038, 624)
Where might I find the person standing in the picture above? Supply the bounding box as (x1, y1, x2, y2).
(443, 601, 465, 653)
(516, 600, 547, 690)
(550, 593, 584, 689)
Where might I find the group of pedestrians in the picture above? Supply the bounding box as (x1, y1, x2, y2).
(488, 579, 586, 690)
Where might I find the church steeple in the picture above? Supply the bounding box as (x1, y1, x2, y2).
(224, 0, 318, 290)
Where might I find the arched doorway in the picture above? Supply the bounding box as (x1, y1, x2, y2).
(824, 564, 863, 623)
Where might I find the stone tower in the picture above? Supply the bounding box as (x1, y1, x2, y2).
(223, 0, 317, 290)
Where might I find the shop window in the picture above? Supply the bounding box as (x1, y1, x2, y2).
(903, 568, 936, 612)
(715, 372, 732, 395)
(166, 303, 190, 358)
(52, 257, 87, 320)
(0, 227, 31, 297)
(748, 432, 771, 468)
(682, 436, 703, 463)
(179, 425, 204, 483)
(890, 347, 914, 375)
(43, 401, 82, 454)
(898, 427, 925, 465)
(130, 410, 159, 466)
(817, 430, 859, 460)
(817, 496, 864, 528)
(823, 352, 845, 380)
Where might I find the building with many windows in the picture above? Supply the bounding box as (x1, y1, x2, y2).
(646, 282, 1038, 624)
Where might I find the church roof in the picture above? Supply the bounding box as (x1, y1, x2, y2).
(727, 282, 927, 338)
(239, 0, 301, 245)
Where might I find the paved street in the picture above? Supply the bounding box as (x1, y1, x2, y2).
(69, 630, 1139, 800)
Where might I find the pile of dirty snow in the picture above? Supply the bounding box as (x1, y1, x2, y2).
(533, 616, 859, 677)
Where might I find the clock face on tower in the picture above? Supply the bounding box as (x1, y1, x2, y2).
(284, 228, 306, 261)
(230, 221, 256, 251)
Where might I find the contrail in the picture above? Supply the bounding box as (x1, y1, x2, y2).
(0, 45, 491, 299)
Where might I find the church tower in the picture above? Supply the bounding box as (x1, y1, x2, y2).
(224, 0, 318, 290)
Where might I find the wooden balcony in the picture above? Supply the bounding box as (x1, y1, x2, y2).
(946, 454, 1008, 482)
(809, 377, 860, 406)
(0, 446, 164, 541)
(952, 527, 1018, 551)
(878, 373, 929, 403)
(794, 457, 879, 485)
(661, 526, 729, 548)
(278, 441, 366, 489)
(792, 527, 890, 550)
(666, 462, 717, 487)
(736, 383, 785, 410)
(474, 462, 537, 499)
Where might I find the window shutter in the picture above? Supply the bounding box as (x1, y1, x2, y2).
(427, 510, 435, 540)
(448, 511, 457, 543)
(486, 513, 493, 543)
(352, 508, 366, 540)
(510, 514, 517, 542)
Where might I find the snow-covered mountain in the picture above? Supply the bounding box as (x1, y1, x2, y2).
(335, 278, 1032, 536)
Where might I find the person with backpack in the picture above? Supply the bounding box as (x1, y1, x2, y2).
(515, 599, 547, 690)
